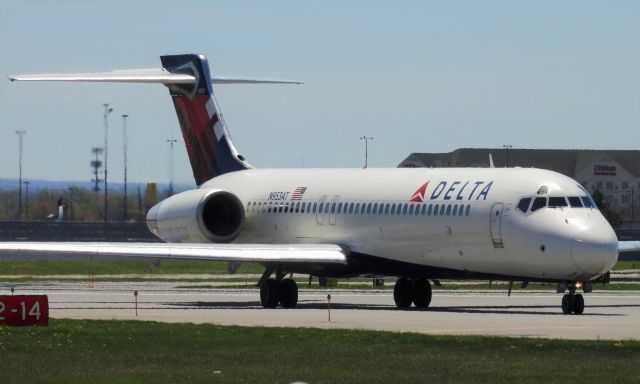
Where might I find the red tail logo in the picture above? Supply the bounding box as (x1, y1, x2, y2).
(410, 181, 430, 202)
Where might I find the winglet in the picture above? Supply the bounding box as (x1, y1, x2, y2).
(489, 153, 495, 168)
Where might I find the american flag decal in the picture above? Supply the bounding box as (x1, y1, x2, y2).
(291, 187, 307, 200)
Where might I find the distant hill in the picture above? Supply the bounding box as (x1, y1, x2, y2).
(0, 178, 194, 194)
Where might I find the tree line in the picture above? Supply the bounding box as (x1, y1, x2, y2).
(0, 183, 162, 222)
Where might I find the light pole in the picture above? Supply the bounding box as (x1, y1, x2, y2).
(103, 103, 113, 223)
(122, 114, 129, 221)
(503, 144, 513, 167)
(167, 136, 178, 196)
(359, 136, 374, 168)
(15, 129, 26, 220)
(23, 181, 31, 218)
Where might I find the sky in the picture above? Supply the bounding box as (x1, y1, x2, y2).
(0, 1, 639, 185)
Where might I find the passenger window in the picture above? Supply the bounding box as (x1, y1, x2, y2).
(331, 203, 336, 214)
(384, 204, 390, 215)
(402, 204, 408, 215)
(517, 197, 531, 213)
(531, 197, 547, 212)
(465, 204, 470, 216)
(446, 205, 452, 216)
(453, 205, 458, 215)
(440, 205, 446, 216)
(337, 203, 343, 214)
(373, 203, 378, 214)
(301, 202, 306, 213)
(421, 204, 426, 215)
(366, 204, 372, 214)
(459, 205, 464, 216)
(548, 197, 568, 208)
(568, 197, 583, 208)
(409, 205, 415, 215)
(355, 203, 360, 214)
(427, 204, 433, 216)
(325, 203, 330, 213)
(361, 204, 366, 214)
(379, 204, 384, 215)
(390, 204, 396, 215)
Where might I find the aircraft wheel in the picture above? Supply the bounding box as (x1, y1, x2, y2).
(279, 278, 298, 308)
(394, 278, 413, 308)
(260, 278, 279, 308)
(412, 278, 432, 308)
(561, 294, 572, 315)
(573, 293, 585, 315)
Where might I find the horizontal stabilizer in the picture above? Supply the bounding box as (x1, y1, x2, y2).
(8, 68, 302, 85)
(0, 242, 347, 264)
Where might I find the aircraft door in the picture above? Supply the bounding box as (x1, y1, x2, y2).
(490, 202, 504, 248)
(316, 195, 328, 225)
(328, 195, 340, 225)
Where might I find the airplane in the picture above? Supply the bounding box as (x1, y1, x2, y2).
(4, 53, 640, 314)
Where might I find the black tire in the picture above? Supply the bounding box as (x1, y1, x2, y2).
(412, 278, 432, 308)
(573, 294, 585, 315)
(561, 294, 572, 315)
(279, 278, 299, 308)
(260, 278, 279, 308)
(394, 278, 413, 308)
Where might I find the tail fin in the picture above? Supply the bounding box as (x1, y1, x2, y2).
(161, 54, 250, 185)
(8, 53, 302, 186)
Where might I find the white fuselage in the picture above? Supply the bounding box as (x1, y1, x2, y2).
(161, 167, 619, 282)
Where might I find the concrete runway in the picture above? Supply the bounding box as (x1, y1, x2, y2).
(4, 282, 639, 340)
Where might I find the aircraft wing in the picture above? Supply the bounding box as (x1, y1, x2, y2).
(0, 242, 347, 264)
(8, 69, 302, 85)
(618, 241, 640, 253)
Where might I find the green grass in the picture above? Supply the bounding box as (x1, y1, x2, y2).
(0, 319, 638, 383)
(614, 260, 639, 270)
(0, 259, 264, 275)
(1, 259, 636, 277)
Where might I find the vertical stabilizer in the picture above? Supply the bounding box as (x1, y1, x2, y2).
(160, 54, 251, 185)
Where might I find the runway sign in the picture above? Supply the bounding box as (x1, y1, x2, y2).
(0, 295, 49, 326)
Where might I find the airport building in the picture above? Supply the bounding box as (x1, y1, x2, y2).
(399, 148, 640, 225)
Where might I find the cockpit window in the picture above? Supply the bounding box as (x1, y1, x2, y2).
(517, 198, 531, 213)
(581, 196, 595, 208)
(568, 196, 583, 207)
(548, 197, 568, 208)
(537, 186, 549, 195)
(531, 197, 547, 212)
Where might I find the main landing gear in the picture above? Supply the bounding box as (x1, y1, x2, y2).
(259, 269, 298, 309)
(561, 282, 585, 315)
(393, 277, 432, 308)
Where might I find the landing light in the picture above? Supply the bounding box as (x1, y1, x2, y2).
(575, 282, 583, 289)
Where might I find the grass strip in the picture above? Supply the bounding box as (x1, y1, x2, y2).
(1, 278, 639, 291)
(0, 319, 638, 384)
(0, 260, 264, 275)
(1, 259, 636, 276)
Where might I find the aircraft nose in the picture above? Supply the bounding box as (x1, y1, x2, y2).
(571, 225, 618, 277)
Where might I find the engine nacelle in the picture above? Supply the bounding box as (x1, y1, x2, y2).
(146, 188, 245, 243)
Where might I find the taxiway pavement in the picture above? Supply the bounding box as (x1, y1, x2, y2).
(3, 282, 639, 340)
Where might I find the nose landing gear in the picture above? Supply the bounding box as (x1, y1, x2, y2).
(393, 277, 432, 308)
(560, 282, 585, 315)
